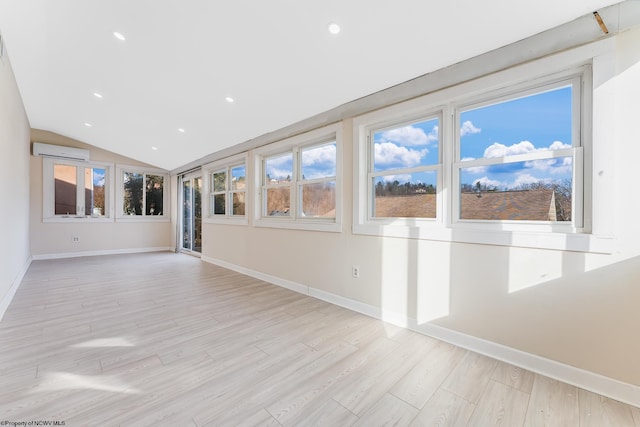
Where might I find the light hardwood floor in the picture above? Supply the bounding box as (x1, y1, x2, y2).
(0, 252, 638, 426)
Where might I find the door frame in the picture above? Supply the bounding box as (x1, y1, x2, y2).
(178, 172, 203, 256)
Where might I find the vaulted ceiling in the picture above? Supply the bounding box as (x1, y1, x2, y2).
(0, 0, 622, 170)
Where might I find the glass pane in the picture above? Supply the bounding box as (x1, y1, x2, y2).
(265, 153, 293, 183)
(193, 177, 202, 252)
(373, 117, 439, 172)
(301, 142, 336, 180)
(232, 192, 245, 216)
(373, 171, 437, 218)
(213, 194, 226, 215)
(182, 180, 192, 249)
(213, 171, 227, 192)
(54, 164, 77, 215)
(460, 158, 572, 221)
(460, 86, 572, 161)
(300, 182, 336, 218)
(231, 165, 246, 190)
(266, 187, 290, 216)
(146, 174, 164, 215)
(85, 167, 106, 216)
(123, 172, 143, 215)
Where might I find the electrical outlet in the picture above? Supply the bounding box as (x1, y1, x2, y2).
(352, 266, 360, 278)
(71, 236, 80, 243)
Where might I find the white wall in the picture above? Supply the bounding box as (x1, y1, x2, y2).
(201, 27, 640, 393)
(30, 130, 173, 258)
(0, 44, 31, 317)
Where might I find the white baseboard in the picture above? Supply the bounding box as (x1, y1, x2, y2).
(0, 256, 32, 322)
(201, 255, 640, 408)
(32, 247, 174, 260)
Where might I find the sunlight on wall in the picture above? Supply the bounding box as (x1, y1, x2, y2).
(416, 245, 451, 324)
(31, 372, 141, 394)
(71, 337, 136, 348)
(380, 238, 409, 327)
(507, 248, 563, 293)
(380, 238, 452, 326)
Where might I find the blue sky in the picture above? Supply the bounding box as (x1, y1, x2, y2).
(372, 86, 573, 190)
(93, 168, 106, 187)
(265, 142, 337, 182)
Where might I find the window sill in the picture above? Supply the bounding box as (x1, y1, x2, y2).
(254, 218, 342, 233)
(115, 216, 171, 223)
(44, 216, 114, 223)
(203, 216, 249, 226)
(353, 222, 615, 254)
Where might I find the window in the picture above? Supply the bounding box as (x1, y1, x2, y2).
(454, 80, 581, 227)
(43, 158, 113, 222)
(370, 115, 440, 219)
(254, 123, 342, 232)
(353, 53, 598, 251)
(203, 153, 248, 224)
(116, 166, 169, 220)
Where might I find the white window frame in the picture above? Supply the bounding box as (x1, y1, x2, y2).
(253, 123, 342, 232)
(451, 72, 587, 234)
(354, 39, 616, 253)
(203, 153, 249, 225)
(115, 165, 170, 222)
(42, 158, 114, 223)
(366, 111, 443, 225)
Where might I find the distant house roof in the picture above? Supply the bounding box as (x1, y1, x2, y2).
(461, 188, 557, 221)
(374, 188, 566, 221)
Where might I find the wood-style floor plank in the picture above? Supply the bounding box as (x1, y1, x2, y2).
(0, 252, 637, 426)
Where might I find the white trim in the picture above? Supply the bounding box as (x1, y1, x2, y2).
(0, 256, 32, 322)
(202, 256, 308, 295)
(410, 321, 640, 409)
(115, 164, 170, 220)
(202, 153, 249, 225)
(253, 123, 343, 233)
(200, 256, 640, 408)
(32, 247, 174, 261)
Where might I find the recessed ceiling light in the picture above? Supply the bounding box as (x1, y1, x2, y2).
(225, 96, 235, 103)
(328, 23, 341, 35)
(178, 128, 185, 133)
(113, 32, 126, 41)
(151, 146, 158, 151)
(84, 122, 93, 127)
(93, 92, 103, 99)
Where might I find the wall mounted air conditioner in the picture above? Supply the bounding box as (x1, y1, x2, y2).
(32, 142, 90, 161)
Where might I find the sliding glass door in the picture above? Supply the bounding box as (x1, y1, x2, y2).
(181, 174, 202, 253)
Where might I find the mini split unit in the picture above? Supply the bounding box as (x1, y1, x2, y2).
(32, 142, 90, 161)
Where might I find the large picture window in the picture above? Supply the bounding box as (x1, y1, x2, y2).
(454, 80, 580, 225)
(43, 158, 112, 221)
(254, 124, 342, 232)
(353, 59, 593, 250)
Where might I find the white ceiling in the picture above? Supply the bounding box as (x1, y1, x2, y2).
(0, 0, 622, 170)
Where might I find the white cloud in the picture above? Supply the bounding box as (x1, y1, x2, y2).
(484, 140, 571, 158)
(513, 174, 542, 187)
(374, 142, 427, 168)
(473, 176, 503, 189)
(301, 144, 336, 166)
(525, 157, 572, 175)
(266, 167, 292, 181)
(549, 140, 571, 150)
(381, 125, 437, 146)
(460, 157, 487, 174)
(484, 141, 536, 158)
(460, 120, 481, 137)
